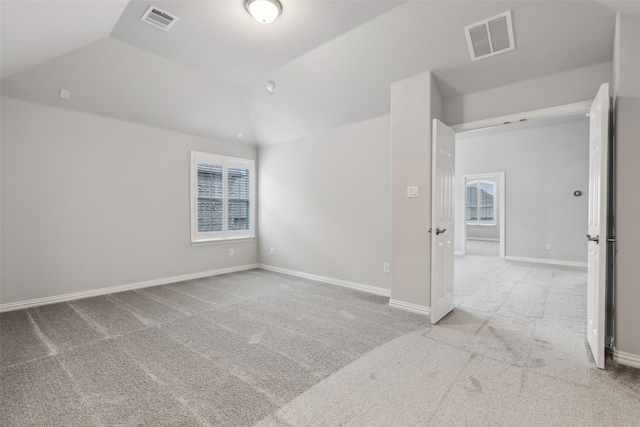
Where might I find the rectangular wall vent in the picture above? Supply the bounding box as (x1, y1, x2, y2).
(140, 5, 178, 31)
(465, 11, 514, 62)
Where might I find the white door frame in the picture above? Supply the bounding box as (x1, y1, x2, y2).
(450, 100, 591, 133)
(442, 96, 606, 369)
(459, 172, 506, 259)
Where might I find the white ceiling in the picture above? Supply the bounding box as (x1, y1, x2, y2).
(0, 1, 129, 79)
(111, 0, 406, 85)
(243, 0, 617, 144)
(1, 1, 635, 145)
(1, 37, 256, 143)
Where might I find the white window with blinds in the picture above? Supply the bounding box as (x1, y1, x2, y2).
(191, 151, 255, 242)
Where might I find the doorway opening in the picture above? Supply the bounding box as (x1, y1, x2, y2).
(453, 112, 590, 302)
(443, 113, 594, 374)
(431, 84, 610, 368)
(453, 110, 589, 302)
(457, 172, 506, 259)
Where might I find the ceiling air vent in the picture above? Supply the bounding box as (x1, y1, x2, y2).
(465, 11, 514, 62)
(140, 5, 178, 31)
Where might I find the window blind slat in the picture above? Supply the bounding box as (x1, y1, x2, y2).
(227, 167, 250, 231)
(197, 163, 223, 232)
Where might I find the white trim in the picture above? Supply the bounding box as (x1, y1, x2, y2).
(454, 251, 464, 256)
(612, 350, 640, 369)
(498, 173, 506, 258)
(258, 264, 390, 297)
(389, 299, 431, 316)
(504, 255, 587, 268)
(0, 264, 259, 313)
(450, 100, 591, 133)
(191, 237, 255, 246)
(466, 237, 499, 242)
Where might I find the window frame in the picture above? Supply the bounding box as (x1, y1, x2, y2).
(190, 151, 255, 243)
(465, 180, 496, 226)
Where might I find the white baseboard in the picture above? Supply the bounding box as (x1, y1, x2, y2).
(389, 299, 431, 316)
(258, 264, 390, 297)
(613, 350, 640, 369)
(504, 256, 587, 268)
(0, 264, 259, 313)
(454, 251, 464, 256)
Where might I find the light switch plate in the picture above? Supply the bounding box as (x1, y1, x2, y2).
(407, 186, 419, 198)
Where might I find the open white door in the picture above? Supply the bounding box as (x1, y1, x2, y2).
(587, 83, 610, 369)
(431, 119, 455, 324)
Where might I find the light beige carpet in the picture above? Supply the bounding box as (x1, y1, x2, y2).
(1, 269, 429, 426)
(2, 266, 639, 426)
(259, 254, 640, 426)
(258, 313, 640, 426)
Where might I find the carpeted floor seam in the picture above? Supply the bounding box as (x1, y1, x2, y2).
(151, 325, 289, 406)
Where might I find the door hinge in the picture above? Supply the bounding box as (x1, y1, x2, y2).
(606, 237, 616, 243)
(605, 336, 615, 353)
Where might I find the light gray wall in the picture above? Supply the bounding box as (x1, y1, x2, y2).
(257, 115, 391, 290)
(442, 61, 612, 125)
(467, 225, 499, 241)
(464, 176, 500, 241)
(1, 97, 257, 305)
(612, 13, 640, 358)
(455, 117, 589, 263)
(389, 71, 442, 308)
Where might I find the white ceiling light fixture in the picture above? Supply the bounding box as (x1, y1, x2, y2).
(245, 0, 282, 24)
(266, 81, 276, 93)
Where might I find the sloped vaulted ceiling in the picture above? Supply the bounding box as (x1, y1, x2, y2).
(0, 1, 628, 145)
(0, 0, 129, 79)
(1, 37, 256, 143)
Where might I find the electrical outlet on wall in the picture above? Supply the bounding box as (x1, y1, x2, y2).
(269, 247, 274, 256)
(545, 244, 552, 251)
(383, 263, 390, 274)
(230, 248, 235, 256)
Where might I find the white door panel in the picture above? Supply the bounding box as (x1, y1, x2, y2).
(431, 119, 455, 324)
(587, 83, 609, 369)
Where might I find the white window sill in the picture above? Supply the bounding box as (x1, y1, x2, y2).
(191, 237, 255, 246)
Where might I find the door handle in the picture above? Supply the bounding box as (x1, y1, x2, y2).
(436, 228, 447, 235)
(587, 234, 599, 244)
